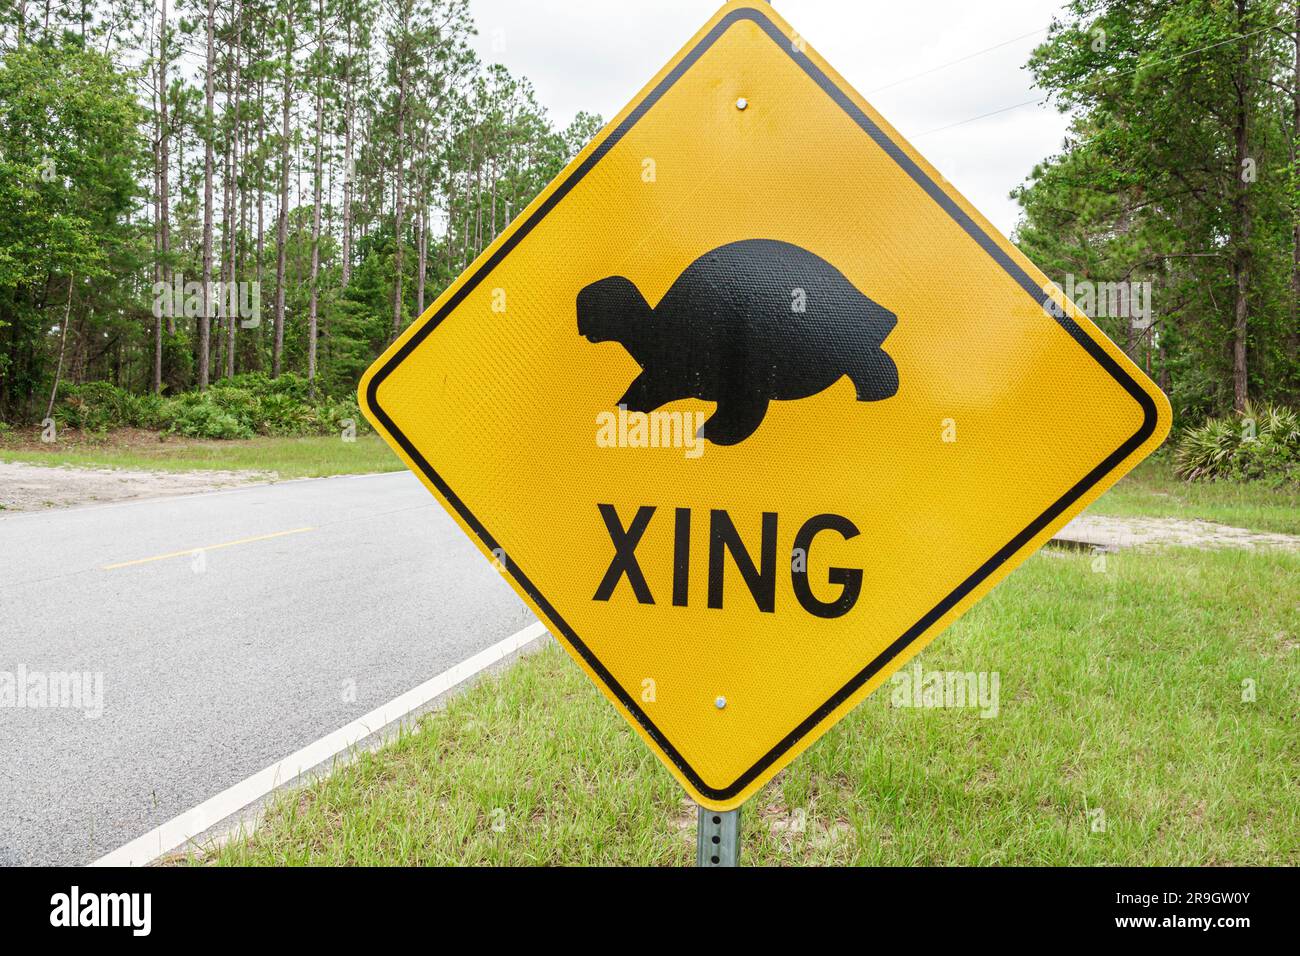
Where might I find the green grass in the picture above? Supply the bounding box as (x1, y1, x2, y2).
(3, 431, 1293, 534)
(205, 547, 1299, 866)
(1087, 453, 1300, 535)
(0, 433, 402, 479)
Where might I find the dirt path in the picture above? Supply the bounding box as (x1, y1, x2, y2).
(0, 461, 272, 514)
(2, 459, 1295, 555)
(1060, 514, 1300, 553)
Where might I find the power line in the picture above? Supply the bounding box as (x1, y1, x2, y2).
(867, 26, 1047, 94)
(909, 15, 1288, 139)
(915, 97, 1045, 137)
(1090, 16, 1285, 86)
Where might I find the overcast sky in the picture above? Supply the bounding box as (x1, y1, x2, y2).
(466, 0, 1073, 238)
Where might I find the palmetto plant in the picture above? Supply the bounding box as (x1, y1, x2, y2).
(1174, 403, 1300, 483)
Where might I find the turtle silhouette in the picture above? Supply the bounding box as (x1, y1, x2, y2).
(577, 238, 900, 445)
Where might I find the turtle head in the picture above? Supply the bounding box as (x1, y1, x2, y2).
(577, 276, 651, 346)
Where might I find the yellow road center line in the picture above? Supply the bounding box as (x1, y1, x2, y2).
(101, 527, 315, 571)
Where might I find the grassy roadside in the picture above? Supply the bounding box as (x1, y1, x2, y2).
(2, 430, 1295, 529)
(1085, 453, 1300, 535)
(0, 430, 401, 479)
(203, 547, 1299, 866)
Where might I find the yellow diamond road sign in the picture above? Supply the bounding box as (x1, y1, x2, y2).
(359, 0, 1171, 810)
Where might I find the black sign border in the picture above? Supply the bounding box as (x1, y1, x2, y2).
(366, 6, 1160, 801)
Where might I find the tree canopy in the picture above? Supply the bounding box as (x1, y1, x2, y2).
(1016, 0, 1299, 421)
(0, 0, 600, 419)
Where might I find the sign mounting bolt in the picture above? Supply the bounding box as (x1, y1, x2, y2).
(735, 97, 748, 111)
(715, 695, 727, 710)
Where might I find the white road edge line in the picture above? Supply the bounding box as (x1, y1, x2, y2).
(90, 619, 550, 867)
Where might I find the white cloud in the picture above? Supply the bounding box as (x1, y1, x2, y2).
(468, 0, 1072, 237)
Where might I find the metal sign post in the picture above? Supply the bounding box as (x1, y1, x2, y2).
(697, 804, 741, 866)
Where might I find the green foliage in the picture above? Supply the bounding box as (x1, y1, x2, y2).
(54, 381, 165, 432)
(0, 3, 600, 425)
(1174, 403, 1300, 484)
(166, 400, 256, 440)
(254, 392, 314, 435)
(0, 35, 146, 420)
(1016, 0, 1300, 422)
(50, 378, 369, 441)
(0, 38, 143, 288)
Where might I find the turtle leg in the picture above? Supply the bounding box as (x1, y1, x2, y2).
(846, 351, 899, 402)
(617, 372, 673, 413)
(699, 397, 769, 445)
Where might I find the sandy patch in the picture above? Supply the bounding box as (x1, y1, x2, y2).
(1058, 514, 1300, 553)
(0, 461, 272, 513)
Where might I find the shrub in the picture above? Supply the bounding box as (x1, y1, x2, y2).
(132, 392, 170, 430)
(1174, 402, 1300, 485)
(47, 376, 372, 441)
(167, 400, 255, 440)
(224, 371, 310, 401)
(312, 400, 365, 437)
(206, 385, 259, 421)
(53, 382, 154, 431)
(255, 391, 313, 435)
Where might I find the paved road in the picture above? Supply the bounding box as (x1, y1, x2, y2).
(0, 472, 534, 866)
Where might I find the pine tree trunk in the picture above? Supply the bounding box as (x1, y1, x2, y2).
(474, 137, 482, 257)
(1230, 0, 1252, 413)
(46, 276, 75, 423)
(416, 124, 427, 314)
(199, 0, 216, 390)
(340, 14, 354, 291)
(227, 5, 242, 380)
(308, 0, 324, 395)
(256, 71, 265, 369)
(1290, 5, 1299, 381)
(219, 19, 234, 381)
(392, 69, 406, 341)
(273, 4, 294, 378)
(152, 11, 163, 394)
(159, 0, 172, 338)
